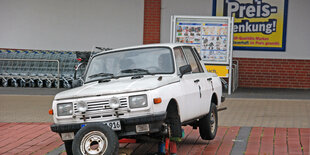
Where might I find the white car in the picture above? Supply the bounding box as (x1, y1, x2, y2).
(50, 43, 224, 155)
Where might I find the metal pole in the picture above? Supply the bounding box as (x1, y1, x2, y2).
(170, 15, 174, 43)
(57, 60, 60, 89)
(228, 17, 234, 95)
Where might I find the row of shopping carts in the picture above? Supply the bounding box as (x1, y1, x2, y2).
(0, 49, 88, 88)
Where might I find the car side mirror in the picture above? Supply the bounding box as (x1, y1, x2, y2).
(73, 62, 85, 88)
(74, 62, 85, 80)
(179, 64, 192, 78)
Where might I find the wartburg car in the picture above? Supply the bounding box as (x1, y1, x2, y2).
(50, 43, 224, 155)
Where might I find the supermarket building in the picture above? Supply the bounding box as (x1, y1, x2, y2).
(0, 0, 309, 89)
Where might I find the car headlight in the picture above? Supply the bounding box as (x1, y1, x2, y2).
(57, 103, 73, 116)
(129, 95, 147, 109)
(76, 101, 88, 112)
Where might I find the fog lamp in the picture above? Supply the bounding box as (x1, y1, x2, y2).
(109, 97, 120, 109)
(77, 101, 88, 112)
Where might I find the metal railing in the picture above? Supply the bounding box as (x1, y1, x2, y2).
(232, 60, 239, 92)
(0, 58, 60, 88)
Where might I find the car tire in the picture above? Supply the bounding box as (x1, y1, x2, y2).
(168, 114, 182, 138)
(64, 140, 73, 155)
(72, 123, 119, 155)
(199, 102, 218, 140)
(166, 103, 182, 139)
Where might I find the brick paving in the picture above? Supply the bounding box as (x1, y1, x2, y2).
(1, 94, 310, 155)
(119, 126, 310, 155)
(0, 123, 309, 155)
(0, 123, 63, 155)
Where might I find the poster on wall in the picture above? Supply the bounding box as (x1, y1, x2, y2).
(213, 0, 288, 51)
(172, 16, 233, 65)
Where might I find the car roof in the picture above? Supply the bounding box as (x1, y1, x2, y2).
(95, 43, 193, 56)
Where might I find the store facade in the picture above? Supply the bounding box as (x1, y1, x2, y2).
(1, 0, 309, 88)
(156, 0, 310, 88)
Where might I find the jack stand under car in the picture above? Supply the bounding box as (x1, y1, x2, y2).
(156, 128, 184, 155)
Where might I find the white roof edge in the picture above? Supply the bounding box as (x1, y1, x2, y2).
(95, 43, 193, 55)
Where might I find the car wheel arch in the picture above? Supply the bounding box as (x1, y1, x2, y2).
(166, 98, 180, 117)
(211, 93, 218, 106)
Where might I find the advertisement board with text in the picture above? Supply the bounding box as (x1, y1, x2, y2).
(171, 16, 233, 65)
(213, 0, 288, 51)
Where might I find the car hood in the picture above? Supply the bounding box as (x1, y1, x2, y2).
(55, 75, 180, 100)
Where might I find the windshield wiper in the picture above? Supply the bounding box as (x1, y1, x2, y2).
(120, 68, 153, 75)
(88, 72, 115, 79)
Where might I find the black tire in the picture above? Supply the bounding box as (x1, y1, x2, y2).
(72, 123, 119, 155)
(199, 103, 218, 140)
(167, 114, 182, 138)
(166, 104, 182, 139)
(64, 140, 73, 155)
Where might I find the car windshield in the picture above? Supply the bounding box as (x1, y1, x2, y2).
(85, 47, 174, 83)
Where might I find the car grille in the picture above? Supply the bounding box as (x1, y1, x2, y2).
(73, 97, 128, 116)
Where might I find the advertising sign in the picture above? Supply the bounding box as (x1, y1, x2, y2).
(172, 16, 233, 65)
(205, 65, 229, 77)
(171, 16, 234, 94)
(213, 0, 288, 51)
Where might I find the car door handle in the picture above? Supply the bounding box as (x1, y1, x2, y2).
(194, 79, 200, 83)
(207, 77, 212, 81)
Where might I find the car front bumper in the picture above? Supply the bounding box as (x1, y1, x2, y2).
(50, 112, 166, 138)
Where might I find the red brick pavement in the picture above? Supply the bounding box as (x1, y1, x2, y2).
(0, 123, 309, 155)
(120, 126, 309, 155)
(0, 123, 62, 155)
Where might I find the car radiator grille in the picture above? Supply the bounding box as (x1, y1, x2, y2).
(73, 98, 128, 120)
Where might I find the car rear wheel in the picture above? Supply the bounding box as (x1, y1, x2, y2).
(199, 102, 218, 140)
(72, 123, 119, 155)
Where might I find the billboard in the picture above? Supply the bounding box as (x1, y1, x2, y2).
(213, 0, 288, 51)
(171, 16, 233, 65)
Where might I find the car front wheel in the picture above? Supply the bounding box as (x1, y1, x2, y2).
(72, 123, 119, 155)
(199, 102, 218, 140)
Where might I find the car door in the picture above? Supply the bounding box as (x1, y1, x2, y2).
(183, 46, 213, 115)
(173, 47, 202, 121)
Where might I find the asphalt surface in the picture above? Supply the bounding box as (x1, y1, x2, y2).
(0, 95, 54, 122)
(0, 87, 67, 96)
(0, 87, 309, 155)
(1, 87, 309, 100)
(1, 87, 310, 128)
(223, 87, 310, 100)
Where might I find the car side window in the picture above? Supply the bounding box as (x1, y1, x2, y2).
(182, 47, 203, 73)
(191, 47, 204, 72)
(192, 47, 202, 60)
(173, 47, 187, 74)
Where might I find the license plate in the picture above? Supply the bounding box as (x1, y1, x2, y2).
(103, 120, 121, 131)
(136, 124, 150, 133)
(61, 132, 74, 141)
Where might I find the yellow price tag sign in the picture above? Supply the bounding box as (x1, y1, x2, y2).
(205, 65, 229, 77)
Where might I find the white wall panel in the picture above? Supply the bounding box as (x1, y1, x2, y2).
(161, 0, 213, 43)
(0, 0, 144, 51)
